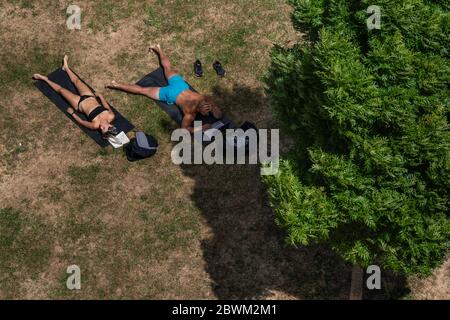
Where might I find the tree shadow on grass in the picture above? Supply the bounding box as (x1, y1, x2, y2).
(181, 162, 351, 299)
(177, 84, 348, 299)
(176, 84, 409, 299)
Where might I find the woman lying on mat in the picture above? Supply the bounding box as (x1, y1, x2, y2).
(33, 56, 117, 136)
(106, 44, 223, 133)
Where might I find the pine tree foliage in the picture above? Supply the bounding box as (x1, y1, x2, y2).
(264, 0, 449, 275)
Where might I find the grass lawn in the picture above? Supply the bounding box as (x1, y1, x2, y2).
(0, 0, 447, 299)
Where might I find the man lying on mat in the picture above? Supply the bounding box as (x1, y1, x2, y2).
(106, 44, 223, 133)
(33, 56, 117, 137)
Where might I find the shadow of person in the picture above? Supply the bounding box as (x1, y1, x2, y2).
(175, 83, 409, 299)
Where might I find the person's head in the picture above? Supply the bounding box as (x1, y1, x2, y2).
(99, 121, 118, 137)
(197, 95, 216, 116)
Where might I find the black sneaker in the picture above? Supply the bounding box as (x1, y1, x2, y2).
(213, 60, 226, 77)
(194, 59, 203, 77)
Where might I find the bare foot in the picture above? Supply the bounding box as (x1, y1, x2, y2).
(62, 55, 69, 72)
(105, 80, 119, 89)
(149, 44, 161, 55)
(33, 73, 47, 81)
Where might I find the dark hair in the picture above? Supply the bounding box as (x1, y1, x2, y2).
(102, 125, 119, 138)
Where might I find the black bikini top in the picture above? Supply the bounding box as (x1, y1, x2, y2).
(87, 105, 108, 122)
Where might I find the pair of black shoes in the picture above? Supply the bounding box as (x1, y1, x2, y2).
(194, 60, 226, 77)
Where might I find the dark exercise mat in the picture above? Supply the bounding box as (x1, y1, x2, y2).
(137, 68, 233, 127)
(35, 68, 134, 148)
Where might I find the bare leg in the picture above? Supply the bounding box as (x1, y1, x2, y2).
(62, 55, 95, 96)
(150, 44, 178, 80)
(106, 80, 160, 100)
(33, 73, 80, 109)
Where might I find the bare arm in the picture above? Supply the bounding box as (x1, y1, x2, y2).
(201, 96, 223, 119)
(181, 113, 211, 133)
(97, 94, 115, 120)
(67, 107, 98, 130)
(97, 94, 112, 111)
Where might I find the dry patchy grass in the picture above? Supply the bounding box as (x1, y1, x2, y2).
(0, 0, 447, 300)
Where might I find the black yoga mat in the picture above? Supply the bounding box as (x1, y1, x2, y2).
(136, 68, 231, 126)
(35, 68, 134, 148)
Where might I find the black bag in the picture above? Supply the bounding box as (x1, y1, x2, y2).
(124, 132, 158, 162)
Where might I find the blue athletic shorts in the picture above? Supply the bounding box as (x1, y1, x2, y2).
(158, 75, 189, 105)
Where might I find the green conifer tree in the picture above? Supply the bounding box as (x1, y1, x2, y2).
(264, 0, 449, 276)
